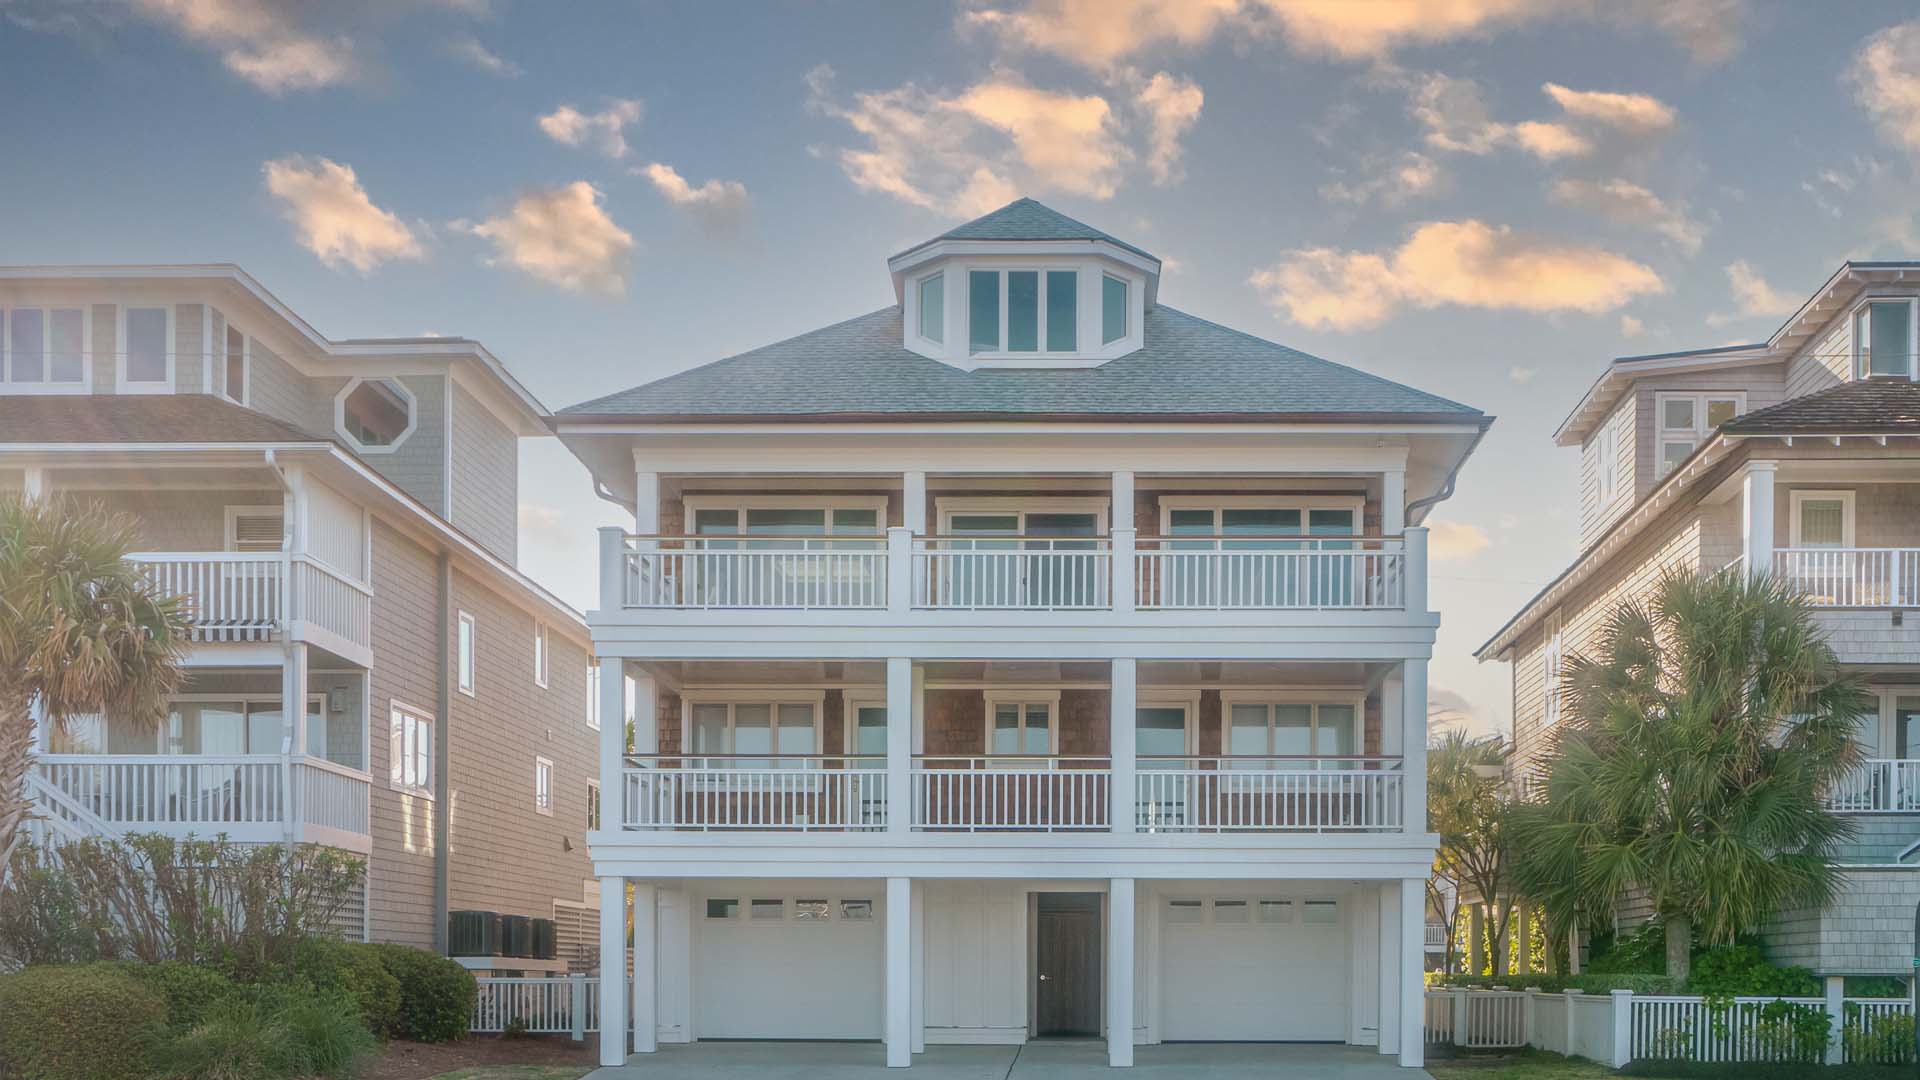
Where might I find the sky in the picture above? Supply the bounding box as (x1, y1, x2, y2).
(7, 0, 1920, 740)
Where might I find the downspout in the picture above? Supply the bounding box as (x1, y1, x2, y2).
(1405, 426, 1489, 523)
(264, 450, 298, 845)
(433, 551, 452, 953)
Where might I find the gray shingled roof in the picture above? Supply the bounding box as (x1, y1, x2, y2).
(1722, 378, 1920, 435)
(559, 305, 1484, 421)
(893, 198, 1160, 264)
(0, 395, 331, 443)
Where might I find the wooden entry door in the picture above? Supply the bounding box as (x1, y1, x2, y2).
(1035, 893, 1102, 1037)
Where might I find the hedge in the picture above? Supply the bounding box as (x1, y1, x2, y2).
(0, 965, 168, 1080)
(366, 942, 478, 1043)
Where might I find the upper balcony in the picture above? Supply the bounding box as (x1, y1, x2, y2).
(132, 550, 371, 664)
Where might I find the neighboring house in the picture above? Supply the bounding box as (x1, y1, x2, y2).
(556, 198, 1491, 1068)
(1477, 261, 1920, 986)
(0, 266, 600, 972)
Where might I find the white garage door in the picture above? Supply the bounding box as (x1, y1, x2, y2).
(695, 893, 884, 1039)
(1161, 895, 1349, 1041)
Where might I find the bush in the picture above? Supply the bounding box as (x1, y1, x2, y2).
(1843, 1007, 1917, 1066)
(119, 960, 241, 1031)
(1685, 944, 1819, 997)
(366, 943, 477, 1043)
(150, 987, 375, 1080)
(265, 989, 377, 1077)
(292, 939, 403, 1037)
(1847, 976, 1910, 999)
(0, 964, 168, 1080)
(1587, 921, 1670, 974)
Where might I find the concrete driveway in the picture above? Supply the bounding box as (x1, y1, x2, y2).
(586, 1040, 1431, 1078)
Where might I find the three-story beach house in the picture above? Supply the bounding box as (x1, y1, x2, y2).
(558, 200, 1491, 1067)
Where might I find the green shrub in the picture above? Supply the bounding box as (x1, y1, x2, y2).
(1587, 921, 1670, 974)
(1843, 1007, 1917, 1066)
(1685, 944, 1819, 997)
(292, 939, 403, 1036)
(1847, 976, 1910, 999)
(151, 986, 375, 1080)
(366, 943, 477, 1043)
(273, 991, 377, 1077)
(0, 964, 168, 1080)
(1570, 973, 1680, 995)
(119, 960, 241, 1031)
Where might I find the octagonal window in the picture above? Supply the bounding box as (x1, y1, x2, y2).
(336, 377, 416, 452)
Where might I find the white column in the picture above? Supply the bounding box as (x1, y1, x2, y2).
(1397, 877, 1425, 1068)
(598, 875, 628, 1067)
(903, 471, 927, 534)
(1110, 470, 1135, 528)
(1382, 469, 1406, 536)
(887, 527, 913, 614)
(1109, 658, 1137, 834)
(910, 880, 926, 1053)
(1824, 975, 1846, 1065)
(598, 659, 630, 825)
(281, 642, 308, 842)
(1516, 900, 1533, 974)
(1742, 461, 1776, 580)
(887, 658, 911, 834)
(886, 876, 912, 1067)
(1108, 879, 1136, 1067)
(21, 466, 45, 500)
(633, 470, 661, 534)
(1378, 881, 1402, 1055)
(1401, 659, 1428, 835)
(1111, 527, 1136, 613)
(1403, 526, 1429, 614)
(598, 526, 626, 613)
(631, 883, 657, 1053)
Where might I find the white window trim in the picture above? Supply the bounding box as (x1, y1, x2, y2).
(981, 688, 1062, 757)
(1654, 391, 1746, 478)
(1101, 272, 1130, 346)
(220, 320, 251, 406)
(223, 505, 285, 552)
(681, 690, 827, 762)
(533, 622, 550, 689)
(389, 700, 435, 798)
(1156, 495, 1365, 537)
(116, 304, 176, 394)
(1, 305, 94, 395)
(935, 496, 1111, 535)
(912, 271, 945, 347)
(586, 778, 602, 829)
(1850, 296, 1920, 380)
(1137, 691, 1202, 758)
(1789, 489, 1857, 548)
(586, 662, 601, 730)
(457, 611, 477, 697)
(1542, 614, 1564, 731)
(146, 691, 325, 755)
(534, 755, 554, 816)
(682, 495, 889, 536)
(1859, 686, 1920, 759)
(964, 265, 1085, 359)
(334, 376, 418, 455)
(842, 695, 887, 764)
(1217, 690, 1367, 760)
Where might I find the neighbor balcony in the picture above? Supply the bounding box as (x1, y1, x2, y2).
(1824, 759, 1920, 813)
(131, 551, 372, 665)
(1769, 548, 1920, 608)
(28, 753, 371, 852)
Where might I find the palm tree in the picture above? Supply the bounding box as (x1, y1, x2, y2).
(0, 495, 191, 885)
(1429, 729, 1510, 975)
(1507, 568, 1865, 983)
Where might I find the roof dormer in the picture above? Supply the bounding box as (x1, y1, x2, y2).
(887, 198, 1161, 371)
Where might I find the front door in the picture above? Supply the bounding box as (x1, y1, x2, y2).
(1035, 893, 1102, 1037)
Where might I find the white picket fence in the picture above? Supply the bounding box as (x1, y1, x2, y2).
(471, 975, 598, 1039)
(1426, 987, 1915, 1067)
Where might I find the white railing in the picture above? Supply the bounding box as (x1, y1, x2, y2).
(131, 552, 282, 642)
(912, 756, 1111, 830)
(23, 770, 119, 844)
(291, 555, 373, 652)
(1826, 758, 1920, 812)
(1845, 998, 1917, 1065)
(1426, 922, 1449, 948)
(1631, 996, 1828, 1064)
(621, 755, 888, 830)
(1424, 989, 1528, 1049)
(1134, 757, 1404, 831)
(1135, 537, 1405, 610)
(620, 536, 887, 609)
(471, 975, 597, 1037)
(293, 758, 372, 836)
(1775, 547, 1920, 607)
(914, 538, 1112, 610)
(34, 754, 286, 830)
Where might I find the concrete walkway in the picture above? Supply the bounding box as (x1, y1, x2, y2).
(586, 1040, 1430, 1078)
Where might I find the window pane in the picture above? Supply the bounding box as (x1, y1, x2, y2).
(458, 619, 474, 691)
(830, 509, 879, 535)
(855, 706, 888, 758)
(1853, 709, 1882, 757)
(49, 309, 83, 383)
(1870, 302, 1911, 376)
(9, 309, 43, 382)
(1273, 704, 1313, 756)
(692, 703, 729, 755)
(125, 307, 168, 383)
(706, 899, 739, 919)
(1046, 271, 1076, 351)
(342, 378, 410, 446)
(1307, 509, 1356, 536)
(1223, 508, 1298, 537)
(750, 899, 784, 920)
(777, 703, 816, 755)
(1168, 509, 1214, 536)
(1213, 899, 1249, 924)
(1660, 440, 1693, 473)
(1302, 900, 1338, 925)
(840, 899, 873, 920)
(1023, 703, 1050, 754)
(1896, 697, 1920, 759)
(1317, 704, 1357, 759)
(189, 703, 247, 755)
(225, 325, 245, 400)
(246, 701, 284, 754)
(746, 508, 825, 536)
(1136, 707, 1187, 757)
(1258, 899, 1294, 924)
(969, 270, 999, 353)
(1798, 498, 1846, 546)
(733, 705, 771, 758)
(794, 900, 830, 921)
(1102, 275, 1127, 344)
(918, 274, 944, 343)
(1661, 397, 1695, 432)
(1229, 704, 1268, 756)
(992, 703, 1022, 754)
(305, 699, 328, 760)
(1705, 398, 1738, 428)
(693, 509, 738, 536)
(1006, 270, 1038, 352)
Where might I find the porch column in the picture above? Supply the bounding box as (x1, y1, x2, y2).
(886, 876, 912, 1067)
(902, 471, 927, 534)
(632, 883, 657, 1053)
(887, 658, 911, 834)
(1108, 878, 1136, 1067)
(1741, 461, 1776, 580)
(1110, 471, 1136, 614)
(1378, 881, 1402, 1055)
(1397, 877, 1425, 1068)
(1401, 658, 1428, 835)
(633, 471, 660, 534)
(281, 642, 308, 842)
(598, 875, 628, 1066)
(598, 659, 631, 825)
(1382, 469, 1406, 535)
(1109, 658, 1137, 834)
(1516, 900, 1533, 974)
(910, 880, 926, 1054)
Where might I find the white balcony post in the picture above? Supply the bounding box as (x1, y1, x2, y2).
(598, 527, 625, 612)
(1111, 528, 1136, 614)
(1378, 880, 1402, 1055)
(1110, 658, 1137, 834)
(599, 660, 631, 827)
(903, 471, 927, 534)
(1108, 878, 1136, 1067)
(1401, 658, 1428, 835)
(633, 470, 660, 534)
(887, 527, 913, 615)
(1382, 469, 1406, 536)
(887, 658, 911, 834)
(885, 876, 912, 1067)
(1404, 526, 1429, 613)
(1824, 974, 1845, 1065)
(281, 641, 307, 840)
(1607, 989, 1633, 1068)
(598, 875, 628, 1066)
(568, 972, 587, 1042)
(631, 883, 657, 1054)
(1742, 461, 1776, 581)
(1398, 877, 1425, 1067)
(910, 881, 926, 1054)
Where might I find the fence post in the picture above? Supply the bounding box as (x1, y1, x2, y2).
(1563, 989, 1579, 1057)
(1608, 989, 1633, 1068)
(570, 973, 588, 1043)
(1522, 990, 1537, 1049)
(1452, 988, 1469, 1047)
(1824, 975, 1845, 1065)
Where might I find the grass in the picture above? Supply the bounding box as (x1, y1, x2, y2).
(1427, 1051, 1619, 1079)
(424, 1069, 592, 1080)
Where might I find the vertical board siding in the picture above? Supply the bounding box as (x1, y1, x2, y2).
(450, 382, 519, 564)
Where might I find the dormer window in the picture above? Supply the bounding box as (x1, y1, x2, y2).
(917, 273, 944, 344)
(1102, 274, 1128, 345)
(1853, 298, 1916, 379)
(967, 269, 1077, 355)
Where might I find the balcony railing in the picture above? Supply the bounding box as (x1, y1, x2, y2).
(1825, 759, 1920, 813)
(130, 552, 372, 657)
(619, 537, 888, 609)
(914, 538, 1111, 610)
(621, 754, 888, 830)
(1426, 922, 1449, 948)
(1135, 537, 1405, 610)
(31, 754, 371, 846)
(1134, 756, 1405, 831)
(912, 755, 1111, 830)
(1774, 548, 1920, 607)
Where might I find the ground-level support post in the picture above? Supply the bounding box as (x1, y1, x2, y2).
(885, 877, 912, 1067)
(1378, 881, 1402, 1056)
(598, 876, 627, 1067)
(632, 884, 657, 1054)
(1824, 975, 1845, 1065)
(1398, 877, 1425, 1067)
(1108, 878, 1136, 1067)
(1607, 990, 1633, 1068)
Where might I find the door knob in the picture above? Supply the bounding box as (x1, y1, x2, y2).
(1039, 974, 1051, 981)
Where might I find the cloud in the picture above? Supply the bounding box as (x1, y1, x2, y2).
(446, 33, 517, 76)
(131, 0, 353, 92)
(262, 156, 423, 273)
(538, 99, 644, 159)
(1508, 365, 1537, 384)
(961, 0, 1239, 69)
(1548, 178, 1704, 253)
(458, 182, 633, 294)
(1132, 71, 1204, 185)
(1320, 151, 1440, 207)
(1509, 120, 1591, 159)
(1427, 519, 1491, 561)
(1542, 82, 1677, 132)
(1249, 220, 1664, 331)
(1851, 20, 1920, 155)
(640, 163, 751, 237)
(1722, 259, 1796, 318)
(806, 65, 1136, 215)
(1620, 314, 1645, 337)
(1412, 74, 1589, 161)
